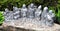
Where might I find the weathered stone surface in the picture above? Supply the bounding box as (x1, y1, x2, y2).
(1, 20, 60, 31)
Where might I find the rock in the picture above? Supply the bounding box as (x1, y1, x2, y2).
(2, 21, 60, 31)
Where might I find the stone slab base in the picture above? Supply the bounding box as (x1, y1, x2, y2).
(1, 21, 60, 31)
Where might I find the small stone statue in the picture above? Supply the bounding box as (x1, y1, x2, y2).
(4, 8, 10, 21)
(4, 8, 14, 21)
(41, 7, 48, 25)
(27, 3, 35, 18)
(21, 4, 27, 18)
(46, 10, 55, 26)
(4, 8, 10, 15)
(35, 5, 42, 19)
(49, 10, 55, 18)
(13, 7, 20, 20)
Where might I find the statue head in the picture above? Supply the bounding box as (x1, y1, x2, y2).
(30, 3, 34, 8)
(38, 5, 42, 10)
(22, 4, 26, 8)
(5, 8, 9, 12)
(43, 7, 48, 12)
(13, 6, 18, 11)
(49, 10, 53, 14)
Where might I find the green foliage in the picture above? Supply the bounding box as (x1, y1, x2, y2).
(49, 5, 60, 22)
(0, 0, 57, 11)
(0, 11, 4, 25)
(48, 0, 60, 22)
(57, 7, 60, 22)
(57, 0, 60, 22)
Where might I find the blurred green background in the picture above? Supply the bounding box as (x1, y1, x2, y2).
(0, 0, 60, 24)
(0, 11, 4, 25)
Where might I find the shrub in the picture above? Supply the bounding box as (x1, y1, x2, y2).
(0, 0, 57, 11)
(48, 0, 60, 23)
(0, 11, 4, 25)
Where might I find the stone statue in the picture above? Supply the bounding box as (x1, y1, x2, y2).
(49, 10, 55, 18)
(13, 6, 20, 20)
(3, 3, 55, 27)
(4, 8, 10, 21)
(41, 7, 48, 25)
(35, 5, 42, 19)
(21, 4, 27, 18)
(46, 10, 55, 26)
(4, 8, 10, 15)
(27, 3, 35, 18)
(4, 8, 14, 21)
(41, 7, 48, 20)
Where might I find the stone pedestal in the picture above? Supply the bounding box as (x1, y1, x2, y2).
(1, 20, 60, 31)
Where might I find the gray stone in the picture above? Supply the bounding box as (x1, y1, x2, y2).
(21, 4, 27, 18)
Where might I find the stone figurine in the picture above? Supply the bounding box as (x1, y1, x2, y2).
(46, 10, 55, 26)
(21, 4, 27, 18)
(35, 5, 42, 19)
(13, 6, 20, 20)
(41, 7, 49, 25)
(27, 3, 35, 18)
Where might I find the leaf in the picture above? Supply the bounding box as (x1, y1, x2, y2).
(0, 11, 4, 25)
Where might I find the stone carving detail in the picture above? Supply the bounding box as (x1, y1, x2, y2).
(3, 3, 55, 26)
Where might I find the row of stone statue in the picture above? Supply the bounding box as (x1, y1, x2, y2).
(4, 3, 55, 26)
(4, 3, 55, 20)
